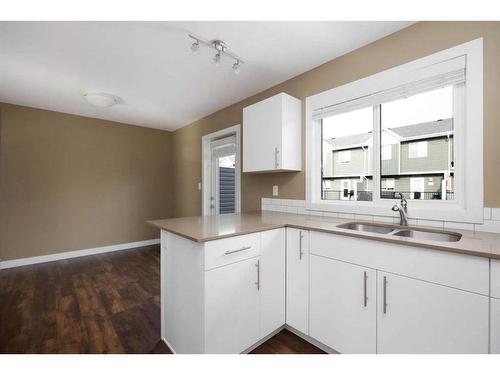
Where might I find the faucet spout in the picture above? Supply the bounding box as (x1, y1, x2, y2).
(392, 194, 408, 226)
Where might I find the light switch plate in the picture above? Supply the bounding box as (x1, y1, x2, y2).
(272, 185, 278, 197)
(198, 182, 201, 191)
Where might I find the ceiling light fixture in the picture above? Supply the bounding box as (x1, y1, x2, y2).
(83, 91, 119, 108)
(189, 34, 244, 74)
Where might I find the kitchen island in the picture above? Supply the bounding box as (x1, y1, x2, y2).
(149, 211, 500, 354)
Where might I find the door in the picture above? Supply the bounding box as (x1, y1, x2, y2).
(205, 257, 260, 353)
(209, 136, 236, 215)
(491, 298, 500, 354)
(310, 255, 376, 353)
(286, 228, 309, 334)
(377, 272, 489, 353)
(410, 177, 424, 199)
(260, 229, 286, 338)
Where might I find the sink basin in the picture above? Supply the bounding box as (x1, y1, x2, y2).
(336, 221, 462, 242)
(392, 229, 462, 242)
(337, 222, 395, 234)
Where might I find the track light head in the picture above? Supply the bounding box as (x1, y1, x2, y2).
(191, 40, 200, 54)
(213, 52, 221, 67)
(232, 60, 241, 75)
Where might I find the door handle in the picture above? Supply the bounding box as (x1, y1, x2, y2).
(383, 276, 388, 314)
(363, 271, 368, 307)
(255, 260, 260, 290)
(299, 231, 304, 260)
(224, 246, 251, 255)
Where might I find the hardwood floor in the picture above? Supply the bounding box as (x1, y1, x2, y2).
(0, 245, 324, 354)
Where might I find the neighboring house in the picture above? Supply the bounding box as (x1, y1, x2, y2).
(322, 118, 454, 200)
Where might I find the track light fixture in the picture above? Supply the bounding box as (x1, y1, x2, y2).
(189, 34, 244, 74)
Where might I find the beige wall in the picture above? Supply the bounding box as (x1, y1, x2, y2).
(0, 103, 173, 261)
(172, 21, 500, 217)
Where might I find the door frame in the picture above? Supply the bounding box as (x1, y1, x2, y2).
(202, 124, 241, 216)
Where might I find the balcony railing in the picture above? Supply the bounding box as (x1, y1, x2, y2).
(322, 189, 455, 201)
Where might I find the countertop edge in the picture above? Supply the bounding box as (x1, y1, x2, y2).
(147, 217, 500, 260)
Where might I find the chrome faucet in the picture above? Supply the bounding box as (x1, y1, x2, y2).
(392, 193, 408, 226)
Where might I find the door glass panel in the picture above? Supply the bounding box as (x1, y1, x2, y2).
(321, 107, 374, 201)
(380, 86, 455, 201)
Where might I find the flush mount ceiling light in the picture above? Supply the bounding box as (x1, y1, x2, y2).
(189, 34, 244, 74)
(83, 91, 119, 108)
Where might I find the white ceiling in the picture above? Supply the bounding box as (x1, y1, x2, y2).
(0, 21, 413, 131)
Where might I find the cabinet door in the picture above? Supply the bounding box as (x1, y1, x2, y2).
(491, 298, 500, 354)
(260, 229, 286, 338)
(377, 272, 489, 353)
(243, 95, 282, 172)
(310, 255, 376, 353)
(205, 257, 260, 353)
(286, 228, 309, 334)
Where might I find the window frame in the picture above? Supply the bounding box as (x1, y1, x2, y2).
(338, 150, 352, 164)
(306, 38, 483, 223)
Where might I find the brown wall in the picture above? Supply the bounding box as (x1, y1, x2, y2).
(172, 21, 500, 217)
(0, 103, 173, 261)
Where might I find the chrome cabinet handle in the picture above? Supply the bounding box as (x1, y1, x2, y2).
(255, 260, 260, 290)
(224, 246, 251, 255)
(363, 271, 368, 307)
(299, 231, 304, 260)
(383, 276, 388, 314)
(274, 147, 279, 168)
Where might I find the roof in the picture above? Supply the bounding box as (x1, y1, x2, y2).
(388, 118, 453, 140)
(324, 118, 453, 150)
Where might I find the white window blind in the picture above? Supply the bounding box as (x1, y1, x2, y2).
(313, 55, 466, 120)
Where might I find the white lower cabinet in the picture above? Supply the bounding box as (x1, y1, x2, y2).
(377, 272, 489, 354)
(260, 229, 286, 337)
(205, 257, 261, 353)
(491, 298, 500, 354)
(310, 255, 376, 353)
(286, 228, 309, 334)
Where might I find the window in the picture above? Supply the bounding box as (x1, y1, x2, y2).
(307, 39, 483, 222)
(408, 141, 428, 158)
(381, 144, 392, 160)
(321, 106, 373, 201)
(338, 150, 351, 164)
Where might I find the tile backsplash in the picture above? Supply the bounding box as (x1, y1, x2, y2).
(261, 198, 500, 234)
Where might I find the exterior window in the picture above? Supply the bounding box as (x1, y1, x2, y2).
(408, 141, 428, 158)
(381, 144, 392, 160)
(383, 178, 395, 190)
(381, 86, 454, 201)
(321, 106, 373, 201)
(338, 151, 351, 164)
(308, 39, 483, 222)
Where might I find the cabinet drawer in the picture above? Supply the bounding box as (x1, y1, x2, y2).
(310, 231, 489, 295)
(492, 259, 500, 299)
(204, 233, 261, 270)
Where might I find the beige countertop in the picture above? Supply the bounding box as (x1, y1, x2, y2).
(148, 211, 500, 260)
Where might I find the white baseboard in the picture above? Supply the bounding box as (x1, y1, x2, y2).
(0, 238, 160, 270)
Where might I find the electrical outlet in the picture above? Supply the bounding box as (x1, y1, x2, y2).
(272, 185, 279, 197)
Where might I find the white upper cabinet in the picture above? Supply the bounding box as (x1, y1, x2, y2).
(243, 93, 302, 172)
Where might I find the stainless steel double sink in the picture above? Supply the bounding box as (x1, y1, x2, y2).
(336, 222, 462, 242)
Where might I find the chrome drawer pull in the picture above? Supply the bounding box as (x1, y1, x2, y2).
(255, 260, 260, 290)
(224, 246, 252, 255)
(363, 271, 368, 307)
(383, 276, 388, 314)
